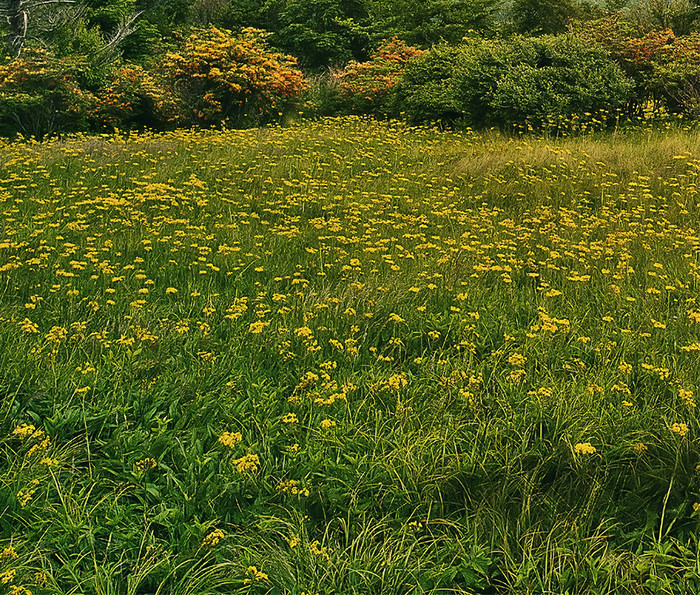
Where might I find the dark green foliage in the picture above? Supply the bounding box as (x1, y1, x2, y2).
(263, 0, 372, 69)
(0, 49, 96, 137)
(366, 0, 501, 46)
(395, 35, 634, 129)
(510, 0, 582, 35)
(392, 45, 465, 123)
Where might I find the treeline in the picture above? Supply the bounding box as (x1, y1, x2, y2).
(2, 0, 700, 136)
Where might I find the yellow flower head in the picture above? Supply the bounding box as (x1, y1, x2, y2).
(233, 453, 260, 473)
(135, 458, 157, 471)
(11, 424, 37, 439)
(671, 423, 689, 437)
(218, 431, 242, 448)
(202, 528, 225, 547)
(574, 442, 597, 455)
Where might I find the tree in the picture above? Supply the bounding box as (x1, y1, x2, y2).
(1, 0, 78, 56)
(1, 0, 143, 62)
(262, 0, 372, 69)
(629, 0, 698, 35)
(510, 0, 582, 35)
(365, 0, 500, 46)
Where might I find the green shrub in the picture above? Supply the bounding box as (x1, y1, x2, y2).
(94, 64, 184, 130)
(474, 35, 634, 128)
(391, 45, 465, 123)
(0, 49, 96, 138)
(395, 34, 634, 130)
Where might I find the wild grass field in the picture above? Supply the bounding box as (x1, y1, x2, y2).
(1, 116, 700, 594)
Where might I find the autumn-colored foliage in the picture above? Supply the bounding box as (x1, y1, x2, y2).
(336, 38, 426, 115)
(0, 48, 96, 137)
(578, 18, 700, 115)
(162, 27, 308, 126)
(94, 65, 183, 130)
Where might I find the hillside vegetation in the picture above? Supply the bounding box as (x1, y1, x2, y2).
(5, 1, 700, 136)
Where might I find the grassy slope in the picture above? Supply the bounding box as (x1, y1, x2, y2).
(0, 117, 699, 594)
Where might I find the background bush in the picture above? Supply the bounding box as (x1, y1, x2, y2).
(335, 37, 425, 116)
(161, 27, 308, 127)
(94, 64, 183, 130)
(395, 35, 634, 129)
(0, 49, 97, 138)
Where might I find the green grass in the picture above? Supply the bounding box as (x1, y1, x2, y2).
(0, 116, 699, 594)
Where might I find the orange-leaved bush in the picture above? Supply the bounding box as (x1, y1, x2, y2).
(336, 38, 426, 115)
(162, 27, 307, 126)
(0, 48, 96, 138)
(94, 65, 184, 130)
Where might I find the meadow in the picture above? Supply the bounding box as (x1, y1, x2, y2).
(0, 116, 700, 594)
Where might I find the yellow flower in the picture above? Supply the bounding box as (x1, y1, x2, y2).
(248, 321, 270, 334)
(618, 361, 632, 374)
(135, 458, 157, 471)
(671, 423, 689, 437)
(679, 389, 696, 408)
(0, 545, 18, 561)
(245, 566, 268, 582)
(19, 318, 39, 333)
(218, 431, 242, 448)
(508, 353, 526, 367)
(282, 413, 298, 424)
(202, 528, 225, 547)
(233, 453, 260, 473)
(320, 419, 336, 430)
(11, 423, 37, 439)
(165, 287, 178, 294)
(386, 373, 408, 391)
(574, 442, 597, 455)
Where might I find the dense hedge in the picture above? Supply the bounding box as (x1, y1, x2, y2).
(384, 36, 634, 128)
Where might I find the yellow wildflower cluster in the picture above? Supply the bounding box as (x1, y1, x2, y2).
(309, 540, 331, 561)
(202, 528, 225, 547)
(135, 458, 157, 471)
(243, 566, 268, 584)
(232, 454, 260, 473)
(277, 479, 310, 496)
(679, 389, 696, 408)
(671, 423, 689, 437)
(17, 480, 40, 507)
(218, 431, 242, 448)
(11, 424, 38, 440)
(11, 424, 51, 458)
(385, 373, 408, 391)
(574, 442, 597, 455)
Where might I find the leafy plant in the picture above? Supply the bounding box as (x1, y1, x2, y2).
(94, 64, 183, 130)
(161, 26, 307, 127)
(0, 48, 96, 137)
(335, 37, 425, 116)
